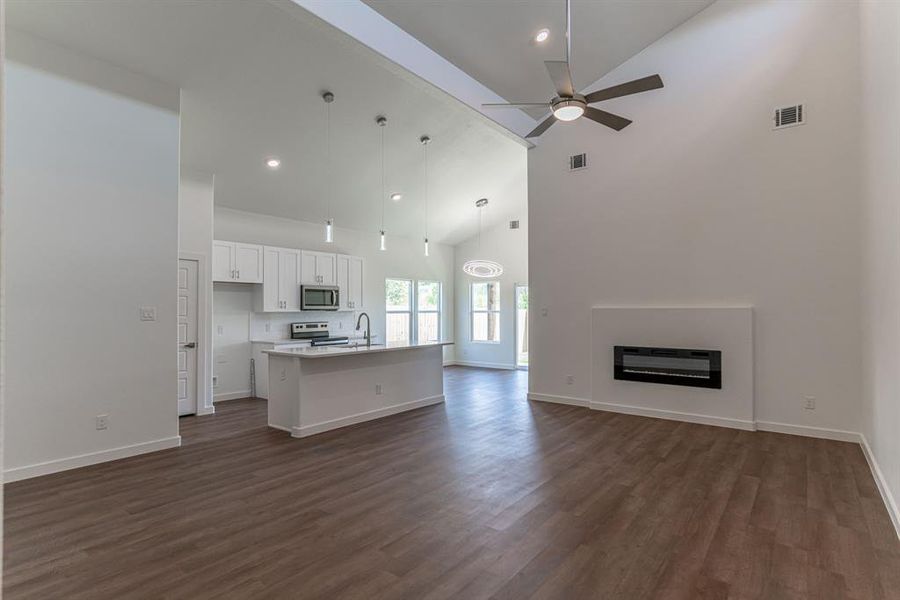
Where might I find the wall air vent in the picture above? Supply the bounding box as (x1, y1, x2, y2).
(774, 104, 804, 129)
(569, 153, 587, 171)
(509, 220, 520, 230)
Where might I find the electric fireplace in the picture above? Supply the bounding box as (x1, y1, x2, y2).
(614, 346, 722, 389)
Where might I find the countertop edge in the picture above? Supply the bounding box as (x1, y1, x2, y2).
(262, 341, 454, 359)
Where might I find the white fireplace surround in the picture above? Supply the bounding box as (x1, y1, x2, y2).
(590, 306, 755, 430)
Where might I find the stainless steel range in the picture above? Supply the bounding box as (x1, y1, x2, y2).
(290, 322, 349, 346)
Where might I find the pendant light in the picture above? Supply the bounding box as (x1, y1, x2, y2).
(323, 91, 335, 243)
(377, 115, 387, 251)
(462, 199, 504, 278)
(420, 134, 431, 257)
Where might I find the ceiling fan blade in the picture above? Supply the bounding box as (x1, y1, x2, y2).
(545, 60, 575, 98)
(482, 102, 551, 108)
(584, 74, 664, 104)
(526, 115, 557, 138)
(582, 107, 632, 131)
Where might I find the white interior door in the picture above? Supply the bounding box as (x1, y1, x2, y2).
(177, 259, 198, 415)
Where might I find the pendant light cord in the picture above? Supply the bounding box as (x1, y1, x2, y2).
(380, 124, 385, 233)
(326, 99, 331, 224)
(424, 141, 428, 240)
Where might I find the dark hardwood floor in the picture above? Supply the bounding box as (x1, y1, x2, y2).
(5, 366, 899, 599)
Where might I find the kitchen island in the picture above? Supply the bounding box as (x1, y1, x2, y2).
(263, 341, 453, 438)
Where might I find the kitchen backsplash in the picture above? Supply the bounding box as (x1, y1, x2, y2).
(249, 311, 358, 340)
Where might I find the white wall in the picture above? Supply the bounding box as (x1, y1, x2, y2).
(5, 44, 181, 480)
(859, 0, 900, 532)
(528, 0, 861, 433)
(179, 169, 214, 413)
(454, 216, 528, 369)
(212, 207, 455, 398)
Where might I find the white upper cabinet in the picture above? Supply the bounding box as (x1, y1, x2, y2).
(279, 249, 302, 311)
(212, 240, 263, 283)
(301, 250, 337, 285)
(233, 243, 264, 283)
(337, 254, 365, 310)
(212, 241, 233, 281)
(257, 246, 301, 312)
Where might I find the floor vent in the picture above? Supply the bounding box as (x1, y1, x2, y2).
(774, 104, 804, 129)
(569, 153, 587, 171)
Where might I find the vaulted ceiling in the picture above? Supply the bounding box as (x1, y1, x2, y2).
(364, 0, 715, 119)
(6, 0, 527, 245)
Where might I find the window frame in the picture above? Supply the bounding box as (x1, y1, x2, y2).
(416, 280, 442, 344)
(385, 277, 444, 344)
(470, 280, 501, 344)
(385, 278, 414, 344)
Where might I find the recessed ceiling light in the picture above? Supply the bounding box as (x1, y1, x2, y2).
(535, 29, 550, 43)
(265, 157, 281, 169)
(390, 192, 402, 201)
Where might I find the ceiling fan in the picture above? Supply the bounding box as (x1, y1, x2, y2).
(483, 0, 664, 138)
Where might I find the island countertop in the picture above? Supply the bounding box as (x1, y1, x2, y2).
(261, 340, 453, 359)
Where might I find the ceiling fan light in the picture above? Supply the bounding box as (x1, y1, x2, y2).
(552, 102, 584, 122)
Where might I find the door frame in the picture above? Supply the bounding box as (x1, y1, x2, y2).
(178, 252, 213, 417)
(514, 283, 529, 370)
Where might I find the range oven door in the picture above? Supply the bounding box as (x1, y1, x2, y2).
(300, 285, 340, 311)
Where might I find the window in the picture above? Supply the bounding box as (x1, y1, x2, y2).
(471, 281, 500, 342)
(385, 278, 412, 343)
(386, 278, 443, 344)
(417, 281, 441, 343)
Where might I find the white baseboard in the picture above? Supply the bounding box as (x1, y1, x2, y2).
(527, 392, 590, 407)
(292, 395, 445, 438)
(591, 400, 757, 431)
(214, 390, 251, 402)
(451, 360, 516, 370)
(4, 436, 182, 483)
(755, 420, 861, 443)
(196, 405, 216, 416)
(860, 435, 900, 540)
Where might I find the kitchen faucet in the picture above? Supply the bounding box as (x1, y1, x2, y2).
(355, 312, 371, 347)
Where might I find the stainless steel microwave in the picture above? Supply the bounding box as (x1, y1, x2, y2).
(300, 285, 340, 311)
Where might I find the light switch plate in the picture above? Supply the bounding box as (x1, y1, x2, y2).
(139, 306, 157, 321)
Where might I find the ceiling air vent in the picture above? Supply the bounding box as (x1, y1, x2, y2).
(509, 220, 520, 230)
(774, 104, 804, 129)
(569, 153, 587, 171)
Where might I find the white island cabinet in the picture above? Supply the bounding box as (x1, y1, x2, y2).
(264, 341, 453, 438)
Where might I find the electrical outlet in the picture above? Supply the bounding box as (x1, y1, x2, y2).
(566, 375, 575, 385)
(803, 396, 816, 410)
(139, 306, 157, 322)
(217, 325, 224, 335)
(280, 368, 286, 382)
(541, 308, 549, 317)
(95, 414, 109, 430)
(375, 384, 383, 395)
(264, 322, 271, 332)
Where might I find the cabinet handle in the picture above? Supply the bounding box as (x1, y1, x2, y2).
(237, 270, 240, 280)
